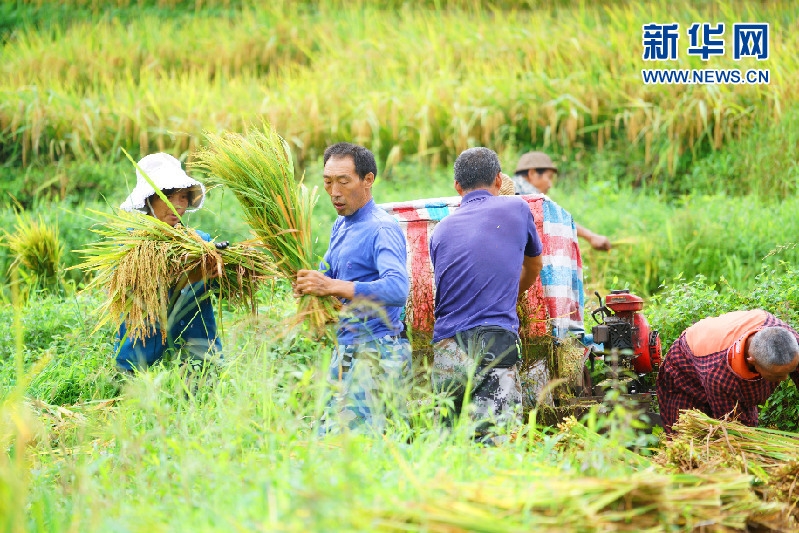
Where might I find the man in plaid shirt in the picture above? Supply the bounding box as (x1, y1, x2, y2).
(657, 309, 799, 433)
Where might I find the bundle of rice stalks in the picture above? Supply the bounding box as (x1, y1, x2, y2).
(375, 469, 785, 532)
(73, 209, 274, 342)
(555, 336, 587, 383)
(190, 123, 339, 337)
(2, 213, 63, 292)
(657, 410, 799, 524)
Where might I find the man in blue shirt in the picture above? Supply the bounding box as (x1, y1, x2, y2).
(430, 147, 543, 438)
(295, 142, 411, 433)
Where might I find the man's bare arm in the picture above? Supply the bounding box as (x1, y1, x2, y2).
(576, 223, 611, 251)
(519, 254, 543, 297)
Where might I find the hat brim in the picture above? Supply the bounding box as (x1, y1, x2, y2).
(514, 164, 558, 173)
(120, 182, 206, 213)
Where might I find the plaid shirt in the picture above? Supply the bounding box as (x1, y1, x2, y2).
(657, 311, 799, 432)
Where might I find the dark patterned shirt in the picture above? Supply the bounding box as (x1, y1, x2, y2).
(656, 310, 799, 432)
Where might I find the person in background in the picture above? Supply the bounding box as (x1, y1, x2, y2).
(295, 142, 411, 434)
(116, 152, 226, 373)
(429, 147, 543, 442)
(512, 151, 611, 251)
(657, 309, 799, 433)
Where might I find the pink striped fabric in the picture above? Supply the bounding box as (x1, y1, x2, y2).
(378, 193, 584, 341)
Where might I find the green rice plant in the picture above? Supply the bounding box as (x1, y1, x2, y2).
(191, 123, 340, 338)
(647, 267, 799, 350)
(556, 183, 799, 296)
(758, 379, 799, 433)
(2, 212, 63, 294)
(0, 259, 41, 533)
(72, 208, 275, 341)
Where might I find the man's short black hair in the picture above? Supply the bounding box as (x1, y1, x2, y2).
(323, 142, 378, 181)
(454, 147, 501, 191)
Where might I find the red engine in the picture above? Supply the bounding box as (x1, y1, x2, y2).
(590, 289, 662, 373)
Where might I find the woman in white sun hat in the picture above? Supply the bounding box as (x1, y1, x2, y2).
(115, 153, 225, 374)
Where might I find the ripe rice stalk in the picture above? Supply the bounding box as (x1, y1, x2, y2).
(3, 0, 796, 180)
(555, 336, 587, 385)
(2, 213, 64, 293)
(72, 208, 275, 342)
(190, 123, 340, 337)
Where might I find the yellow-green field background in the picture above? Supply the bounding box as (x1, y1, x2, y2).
(4, 3, 799, 532)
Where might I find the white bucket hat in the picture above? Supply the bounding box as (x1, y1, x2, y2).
(120, 153, 206, 213)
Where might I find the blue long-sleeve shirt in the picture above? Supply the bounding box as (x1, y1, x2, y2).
(115, 229, 222, 371)
(321, 199, 409, 344)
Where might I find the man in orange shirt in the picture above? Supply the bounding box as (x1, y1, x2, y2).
(656, 309, 799, 432)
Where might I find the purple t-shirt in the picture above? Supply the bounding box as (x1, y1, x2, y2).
(429, 189, 542, 342)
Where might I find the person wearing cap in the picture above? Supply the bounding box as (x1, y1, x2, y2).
(429, 147, 543, 441)
(657, 309, 799, 433)
(295, 142, 411, 434)
(115, 152, 225, 373)
(512, 151, 612, 251)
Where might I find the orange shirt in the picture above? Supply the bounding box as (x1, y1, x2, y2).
(685, 309, 765, 379)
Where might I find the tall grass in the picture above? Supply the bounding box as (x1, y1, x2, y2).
(2, 288, 793, 531)
(0, 292, 120, 403)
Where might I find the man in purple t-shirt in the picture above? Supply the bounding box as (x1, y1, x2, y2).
(429, 147, 543, 438)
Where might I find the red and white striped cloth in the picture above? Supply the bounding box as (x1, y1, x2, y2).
(378, 193, 584, 342)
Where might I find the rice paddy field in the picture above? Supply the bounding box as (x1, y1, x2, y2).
(3, 1, 799, 531)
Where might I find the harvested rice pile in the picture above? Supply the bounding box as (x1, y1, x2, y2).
(656, 409, 799, 527)
(364, 415, 793, 532)
(375, 466, 784, 531)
